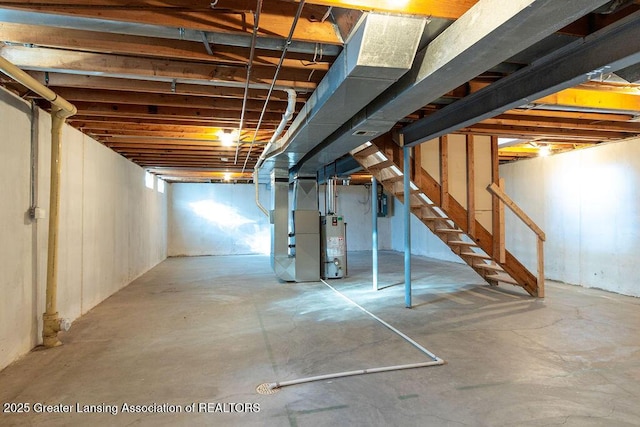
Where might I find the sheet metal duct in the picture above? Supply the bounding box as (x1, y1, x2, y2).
(291, 0, 613, 174)
(260, 12, 427, 175)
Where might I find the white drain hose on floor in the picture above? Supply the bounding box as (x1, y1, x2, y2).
(263, 280, 445, 392)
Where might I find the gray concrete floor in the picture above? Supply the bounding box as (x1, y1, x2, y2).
(1, 251, 639, 426)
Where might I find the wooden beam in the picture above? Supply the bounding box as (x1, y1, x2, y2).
(0, 22, 332, 70)
(413, 143, 422, 189)
(506, 108, 636, 123)
(464, 123, 629, 140)
(0, 46, 319, 90)
(0, 0, 341, 45)
(483, 114, 640, 133)
(497, 178, 506, 263)
(534, 88, 640, 112)
(297, 0, 477, 19)
(439, 135, 449, 212)
(47, 88, 290, 112)
(69, 102, 283, 122)
(26, 72, 300, 101)
(491, 136, 503, 262)
(466, 134, 475, 238)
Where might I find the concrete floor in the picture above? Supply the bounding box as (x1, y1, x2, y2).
(1, 251, 639, 426)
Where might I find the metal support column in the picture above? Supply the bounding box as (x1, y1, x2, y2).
(403, 145, 412, 308)
(372, 176, 378, 291)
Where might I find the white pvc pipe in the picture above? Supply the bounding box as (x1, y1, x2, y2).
(267, 360, 445, 390)
(264, 279, 445, 390)
(321, 279, 440, 361)
(253, 88, 297, 217)
(254, 168, 269, 217)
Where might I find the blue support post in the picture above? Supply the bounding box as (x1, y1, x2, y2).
(403, 145, 412, 308)
(372, 176, 378, 291)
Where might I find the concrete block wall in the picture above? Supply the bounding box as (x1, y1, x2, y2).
(0, 88, 167, 371)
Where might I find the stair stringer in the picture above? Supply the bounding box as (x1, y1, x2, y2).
(351, 142, 539, 297)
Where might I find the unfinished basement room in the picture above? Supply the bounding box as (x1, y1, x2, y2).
(1, 0, 640, 425)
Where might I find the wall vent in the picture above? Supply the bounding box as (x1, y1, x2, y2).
(352, 130, 379, 137)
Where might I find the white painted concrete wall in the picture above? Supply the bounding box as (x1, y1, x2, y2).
(0, 88, 167, 371)
(500, 137, 640, 297)
(168, 182, 392, 256)
(169, 183, 272, 256)
(320, 184, 392, 251)
(390, 197, 463, 264)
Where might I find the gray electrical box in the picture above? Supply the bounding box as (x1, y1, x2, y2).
(321, 214, 346, 279)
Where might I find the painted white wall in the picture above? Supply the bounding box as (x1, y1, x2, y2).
(500, 137, 640, 297)
(390, 197, 463, 263)
(320, 184, 392, 251)
(169, 183, 272, 256)
(168, 182, 393, 256)
(0, 88, 167, 371)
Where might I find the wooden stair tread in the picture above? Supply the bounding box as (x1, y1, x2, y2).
(393, 188, 420, 196)
(367, 160, 394, 170)
(435, 228, 463, 234)
(474, 263, 504, 272)
(421, 216, 450, 222)
(381, 175, 404, 184)
(448, 240, 477, 246)
(460, 252, 492, 259)
(355, 149, 538, 298)
(353, 145, 380, 158)
(485, 273, 519, 285)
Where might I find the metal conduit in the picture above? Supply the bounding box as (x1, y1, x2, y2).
(0, 56, 76, 348)
(242, 0, 306, 174)
(234, 0, 263, 165)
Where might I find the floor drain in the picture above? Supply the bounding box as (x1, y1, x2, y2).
(256, 383, 279, 395)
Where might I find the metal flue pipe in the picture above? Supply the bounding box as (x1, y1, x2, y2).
(0, 56, 76, 347)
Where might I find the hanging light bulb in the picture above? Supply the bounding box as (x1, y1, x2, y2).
(539, 146, 551, 157)
(217, 129, 238, 147)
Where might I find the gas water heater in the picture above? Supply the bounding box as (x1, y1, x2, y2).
(321, 214, 346, 279)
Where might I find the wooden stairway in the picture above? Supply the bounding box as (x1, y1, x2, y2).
(351, 140, 541, 297)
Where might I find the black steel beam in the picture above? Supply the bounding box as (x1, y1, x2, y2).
(402, 11, 640, 147)
(316, 155, 362, 184)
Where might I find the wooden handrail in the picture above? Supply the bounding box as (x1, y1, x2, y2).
(487, 182, 545, 297)
(487, 183, 546, 241)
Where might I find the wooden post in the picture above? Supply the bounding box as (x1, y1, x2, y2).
(537, 237, 545, 298)
(498, 178, 506, 263)
(413, 143, 422, 188)
(491, 136, 502, 261)
(440, 135, 449, 211)
(466, 135, 475, 237)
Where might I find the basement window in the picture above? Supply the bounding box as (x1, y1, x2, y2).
(145, 171, 154, 190)
(157, 179, 165, 194)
